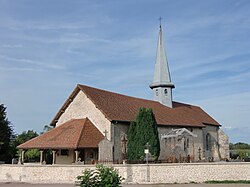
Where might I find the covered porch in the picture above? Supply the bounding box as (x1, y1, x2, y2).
(17, 118, 104, 165)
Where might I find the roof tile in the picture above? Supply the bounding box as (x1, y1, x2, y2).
(18, 118, 104, 149)
(78, 84, 220, 127)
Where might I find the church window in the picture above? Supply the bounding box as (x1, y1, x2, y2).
(164, 89, 168, 95)
(184, 138, 189, 151)
(156, 89, 159, 96)
(206, 133, 211, 151)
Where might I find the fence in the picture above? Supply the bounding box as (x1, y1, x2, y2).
(0, 162, 249, 184)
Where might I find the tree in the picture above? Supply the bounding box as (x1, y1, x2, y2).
(14, 130, 38, 145)
(0, 104, 14, 163)
(41, 124, 54, 134)
(231, 142, 250, 150)
(127, 121, 137, 161)
(229, 142, 250, 159)
(14, 130, 40, 162)
(127, 107, 160, 161)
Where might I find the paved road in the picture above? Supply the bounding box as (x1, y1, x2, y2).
(0, 183, 250, 187)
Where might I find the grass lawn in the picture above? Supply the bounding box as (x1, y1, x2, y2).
(205, 180, 250, 184)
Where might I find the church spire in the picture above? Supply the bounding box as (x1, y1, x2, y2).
(150, 23, 175, 108)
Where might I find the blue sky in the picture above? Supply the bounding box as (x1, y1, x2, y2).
(0, 0, 249, 143)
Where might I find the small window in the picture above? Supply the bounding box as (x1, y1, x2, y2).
(164, 89, 168, 95)
(184, 138, 189, 151)
(61, 149, 69, 156)
(206, 134, 211, 151)
(186, 138, 189, 148)
(156, 89, 159, 96)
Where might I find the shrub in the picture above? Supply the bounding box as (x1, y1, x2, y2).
(76, 164, 124, 187)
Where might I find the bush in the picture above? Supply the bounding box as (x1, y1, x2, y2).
(76, 164, 124, 187)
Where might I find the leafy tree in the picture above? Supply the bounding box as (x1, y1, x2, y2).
(15, 130, 39, 145)
(76, 164, 123, 187)
(127, 107, 160, 161)
(229, 142, 250, 159)
(0, 104, 14, 163)
(41, 124, 54, 134)
(229, 142, 250, 150)
(14, 130, 40, 161)
(24, 149, 40, 161)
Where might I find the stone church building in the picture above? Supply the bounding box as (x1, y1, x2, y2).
(18, 25, 229, 164)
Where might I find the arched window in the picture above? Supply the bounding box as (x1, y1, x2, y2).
(164, 89, 168, 95)
(206, 133, 211, 151)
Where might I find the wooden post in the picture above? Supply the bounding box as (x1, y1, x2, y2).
(40, 150, 44, 164)
(75, 150, 79, 163)
(52, 150, 56, 165)
(18, 150, 25, 164)
(21, 150, 25, 164)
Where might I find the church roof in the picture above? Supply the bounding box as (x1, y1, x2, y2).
(18, 118, 104, 149)
(50, 84, 220, 128)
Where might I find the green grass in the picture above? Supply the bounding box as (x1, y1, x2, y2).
(205, 180, 250, 184)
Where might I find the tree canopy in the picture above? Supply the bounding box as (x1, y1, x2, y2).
(0, 104, 14, 163)
(14, 130, 39, 146)
(14, 130, 40, 161)
(230, 142, 250, 150)
(127, 107, 160, 161)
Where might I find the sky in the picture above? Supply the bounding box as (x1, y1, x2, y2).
(0, 0, 249, 143)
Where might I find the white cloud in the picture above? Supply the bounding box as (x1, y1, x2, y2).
(1, 44, 23, 48)
(0, 54, 65, 70)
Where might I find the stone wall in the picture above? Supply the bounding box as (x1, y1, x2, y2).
(158, 126, 204, 161)
(113, 122, 129, 161)
(0, 163, 249, 184)
(56, 91, 112, 140)
(218, 129, 230, 159)
(111, 124, 224, 162)
(202, 125, 220, 160)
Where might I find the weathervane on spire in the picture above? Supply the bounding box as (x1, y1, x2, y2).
(159, 16, 162, 28)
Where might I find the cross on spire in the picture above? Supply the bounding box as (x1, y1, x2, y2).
(103, 129, 108, 138)
(159, 16, 162, 28)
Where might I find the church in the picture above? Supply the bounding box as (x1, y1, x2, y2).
(18, 25, 229, 164)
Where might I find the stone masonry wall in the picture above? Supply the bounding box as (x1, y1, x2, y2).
(0, 163, 249, 184)
(218, 129, 230, 159)
(56, 91, 112, 140)
(158, 126, 204, 161)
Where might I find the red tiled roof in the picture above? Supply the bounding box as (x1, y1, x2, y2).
(51, 84, 220, 127)
(18, 118, 104, 149)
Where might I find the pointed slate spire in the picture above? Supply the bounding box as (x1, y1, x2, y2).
(150, 24, 175, 108)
